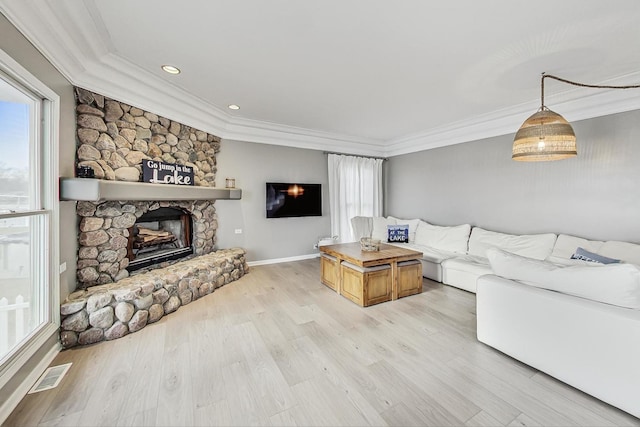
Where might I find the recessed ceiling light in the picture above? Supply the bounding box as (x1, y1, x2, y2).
(161, 65, 181, 75)
(228, 104, 240, 110)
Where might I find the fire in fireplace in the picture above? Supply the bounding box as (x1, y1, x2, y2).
(127, 207, 193, 272)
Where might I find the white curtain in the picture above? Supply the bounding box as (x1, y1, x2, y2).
(328, 154, 383, 242)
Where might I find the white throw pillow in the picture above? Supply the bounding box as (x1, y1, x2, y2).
(414, 221, 471, 254)
(487, 247, 640, 309)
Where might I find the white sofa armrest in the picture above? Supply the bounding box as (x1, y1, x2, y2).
(477, 274, 640, 418)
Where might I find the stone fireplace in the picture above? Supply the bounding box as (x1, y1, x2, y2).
(76, 199, 218, 289)
(58, 88, 246, 348)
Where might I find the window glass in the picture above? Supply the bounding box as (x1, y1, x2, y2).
(0, 78, 33, 213)
(0, 73, 45, 363)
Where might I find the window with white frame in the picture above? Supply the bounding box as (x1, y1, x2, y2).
(0, 49, 59, 386)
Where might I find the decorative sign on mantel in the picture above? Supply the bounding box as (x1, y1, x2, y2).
(142, 160, 194, 185)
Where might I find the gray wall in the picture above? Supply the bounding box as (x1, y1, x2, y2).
(387, 109, 640, 243)
(215, 140, 331, 261)
(0, 11, 76, 409)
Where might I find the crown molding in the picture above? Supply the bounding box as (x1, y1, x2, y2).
(3, 1, 640, 159)
(0, 1, 385, 156)
(385, 77, 640, 157)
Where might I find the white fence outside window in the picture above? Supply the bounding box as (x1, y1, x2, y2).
(0, 295, 30, 357)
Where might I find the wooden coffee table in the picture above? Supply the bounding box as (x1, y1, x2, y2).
(320, 242, 423, 306)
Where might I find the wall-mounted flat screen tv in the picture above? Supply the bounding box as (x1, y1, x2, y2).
(266, 182, 322, 218)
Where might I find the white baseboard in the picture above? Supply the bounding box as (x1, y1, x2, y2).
(0, 342, 60, 425)
(248, 253, 320, 266)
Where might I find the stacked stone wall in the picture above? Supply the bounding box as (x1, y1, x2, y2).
(74, 87, 219, 186)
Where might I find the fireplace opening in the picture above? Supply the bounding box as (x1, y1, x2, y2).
(127, 207, 193, 272)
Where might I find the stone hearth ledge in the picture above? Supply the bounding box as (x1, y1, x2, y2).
(59, 248, 248, 348)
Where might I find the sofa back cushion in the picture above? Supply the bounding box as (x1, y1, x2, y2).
(414, 221, 471, 254)
(600, 241, 640, 266)
(371, 216, 396, 242)
(487, 247, 640, 309)
(550, 234, 604, 259)
(550, 234, 640, 266)
(468, 227, 556, 260)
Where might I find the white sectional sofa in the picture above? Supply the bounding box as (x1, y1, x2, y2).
(351, 215, 640, 417)
(351, 216, 558, 293)
(477, 246, 640, 418)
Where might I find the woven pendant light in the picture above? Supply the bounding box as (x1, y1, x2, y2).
(512, 108, 576, 161)
(513, 73, 640, 162)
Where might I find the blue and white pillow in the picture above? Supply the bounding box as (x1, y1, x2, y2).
(388, 224, 409, 243)
(571, 247, 621, 264)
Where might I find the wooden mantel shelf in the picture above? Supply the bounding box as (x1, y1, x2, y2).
(59, 178, 242, 202)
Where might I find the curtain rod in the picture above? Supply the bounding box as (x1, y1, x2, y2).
(322, 151, 387, 161)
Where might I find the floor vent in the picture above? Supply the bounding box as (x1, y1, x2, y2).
(28, 363, 72, 394)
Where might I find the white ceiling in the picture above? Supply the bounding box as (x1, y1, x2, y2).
(2, 0, 640, 157)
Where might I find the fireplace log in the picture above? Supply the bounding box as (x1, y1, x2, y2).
(137, 227, 170, 237)
(133, 234, 177, 249)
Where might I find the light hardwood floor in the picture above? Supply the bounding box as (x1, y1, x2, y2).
(4, 259, 639, 426)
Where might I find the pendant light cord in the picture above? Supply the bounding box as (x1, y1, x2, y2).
(541, 72, 640, 108)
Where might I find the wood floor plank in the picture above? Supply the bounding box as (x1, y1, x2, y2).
(222, 359, 272, 426)
(269, 405, 313, 427)
(457, 351, 618, 427)
(154, 315, 195, 427)
(367, 360, 466, 426)
(4, 258, 639, 427)
(37, 410, 82, 427)
(291, 375, 371, 427)
(193, 399, 232, 427)
(465, 410, 505, 427)
(448, 356, 597, 427)
(234, 320, 297, 416)
(249, 311, 316, 386)
(507, 412, 544, 427)
(117, 320, 166, 421)
(289, 334, 389, 427)
(380, 402, 431, 427)
(75, 337, 140, 426)
(115, 408, 156, 427)
(531, 371, 640, 427)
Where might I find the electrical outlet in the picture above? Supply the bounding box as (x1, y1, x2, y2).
(234, 229, 243, 234)
(313, 243, 319, 249)
(59, 262, 67, 274)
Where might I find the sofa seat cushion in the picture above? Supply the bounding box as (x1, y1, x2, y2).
(468, 227, 557, 260)
(388, 242, 458, 263)
(414, 221, 471, 254)
(387, 242, 455, 282)
(440, 254, 492, 293)
(442, 255, 492, 277)
(488, 248, 640, 309)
